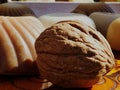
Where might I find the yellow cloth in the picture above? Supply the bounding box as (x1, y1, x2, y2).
(92, 59, 120, 90)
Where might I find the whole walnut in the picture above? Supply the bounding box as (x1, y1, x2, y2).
(35, 20, 115, 88)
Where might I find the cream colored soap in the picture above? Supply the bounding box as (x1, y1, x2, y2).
(39, 13, 96, 28)
(0, 3, 35, 16)
(0, 16, 45, 75)
(18, 0, 55, 2)
(107, 17, 120, 51)
(90, 12, 120, 36)
(69, 0, 94, 2)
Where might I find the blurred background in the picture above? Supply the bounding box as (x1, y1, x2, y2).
(3, 0, 120, 2)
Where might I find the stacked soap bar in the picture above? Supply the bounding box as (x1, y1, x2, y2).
(0, 16, 45, 75)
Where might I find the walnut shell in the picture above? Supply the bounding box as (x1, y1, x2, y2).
(0, 16, 45, 75)
(35, 20, 115, 88)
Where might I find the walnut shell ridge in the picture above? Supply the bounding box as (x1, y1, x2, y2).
(35, 20, 115, 88)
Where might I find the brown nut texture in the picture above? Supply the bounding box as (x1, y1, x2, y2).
(35, 20, 115, 88)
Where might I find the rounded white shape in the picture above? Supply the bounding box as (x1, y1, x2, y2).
(19, 0, 55, 2)
(0, 16, 45, 75)
(69, 0, 94, 3)
(107, 17, 120, 51)
(90, 12, 120, 36)
(39, 12, 96, 28)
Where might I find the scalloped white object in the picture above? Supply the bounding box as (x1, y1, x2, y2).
(0, 16, 45, 75)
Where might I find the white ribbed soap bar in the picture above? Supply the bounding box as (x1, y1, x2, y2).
(0, 16, 45, 75)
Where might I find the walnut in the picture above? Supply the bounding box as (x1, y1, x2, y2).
(35, 20, 115, 88)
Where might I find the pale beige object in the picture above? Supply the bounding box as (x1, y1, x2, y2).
(72, 3, 115, 16)
(69, 0, 94, 2)
(10, 0, 55, 2)
(39, 13, 96, 28)
(107, 17, 120, 51)
(0, 3, 35, 16)
(0, 16, 45, 75)
(90, 12, 120, 37)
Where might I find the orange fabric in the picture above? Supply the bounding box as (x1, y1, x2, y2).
(92, 59, 120, 90)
